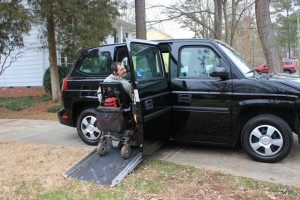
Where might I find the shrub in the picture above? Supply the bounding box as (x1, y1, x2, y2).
(43, 65, 69, 92)
(47, 105, 62, 113)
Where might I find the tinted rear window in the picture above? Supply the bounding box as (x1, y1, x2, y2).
(76, 49, 112, 75)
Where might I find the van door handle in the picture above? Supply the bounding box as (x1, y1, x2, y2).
(145, 99, 153, 110)
(178, 94, 192, 103)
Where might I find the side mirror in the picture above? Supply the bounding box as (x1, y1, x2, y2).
(209, 66, 228, 79)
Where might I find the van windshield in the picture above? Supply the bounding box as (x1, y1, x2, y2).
(217, 42, 253, 78)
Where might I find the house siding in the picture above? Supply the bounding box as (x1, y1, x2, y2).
(0, 25, 49, 88)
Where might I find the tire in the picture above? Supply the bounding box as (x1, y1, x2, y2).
(97, 142, 106, 156)
(77, 108, 102, 145)
(241, 114, 293, 163)
(284, 69, 291, 74)
(121, 145, 132, 159)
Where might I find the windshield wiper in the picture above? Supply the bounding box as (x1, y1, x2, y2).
(246, 70, 254, 74)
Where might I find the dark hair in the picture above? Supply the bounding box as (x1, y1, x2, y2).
(111, 62, 122, 73)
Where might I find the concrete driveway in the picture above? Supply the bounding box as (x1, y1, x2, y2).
(0, 119, 299, 187)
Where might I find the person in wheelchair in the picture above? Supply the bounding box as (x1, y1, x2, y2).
(97, 62, 131, 103)
(96, 62, 135, 159)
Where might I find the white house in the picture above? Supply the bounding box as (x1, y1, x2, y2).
(0, 18, 135, 97)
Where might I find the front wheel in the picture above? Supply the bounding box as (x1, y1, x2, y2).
(77, 108, 102, 145)
(97, 142, 106, 156)
(121, 145, 132, 159)
(241, 114, 293, 163)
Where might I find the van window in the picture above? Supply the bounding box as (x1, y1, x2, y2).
(78, 50, 111, 75)
(130, 43, 164, 81)
(179, 47, 220, 78)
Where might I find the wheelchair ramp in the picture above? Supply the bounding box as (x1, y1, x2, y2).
(64, 145, 142, 187)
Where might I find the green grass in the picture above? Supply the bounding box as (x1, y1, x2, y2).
(0, 95, 52, 111)
(15, 180, 43, 196)
(227, 174, 299, 196)
(35, 190, 73, 200)
(46, 105, 62, 113)
(230, 176, 260, 190)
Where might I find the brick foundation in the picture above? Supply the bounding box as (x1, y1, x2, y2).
(0, 86, 48, 98)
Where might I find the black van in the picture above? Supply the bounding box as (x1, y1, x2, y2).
(58, 39, 300, 163)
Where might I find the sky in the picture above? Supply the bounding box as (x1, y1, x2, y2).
(145, 0, 194, 38)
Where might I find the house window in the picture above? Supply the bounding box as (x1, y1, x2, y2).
(122, 32, 128, 42)
(60, 53, 66, 66)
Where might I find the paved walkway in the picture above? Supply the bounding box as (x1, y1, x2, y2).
(0, 119, 299, 187)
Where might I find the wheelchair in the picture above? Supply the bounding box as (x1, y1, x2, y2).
(96, 82, 136, 159)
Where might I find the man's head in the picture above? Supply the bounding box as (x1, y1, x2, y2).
(111, 62, 127, 78)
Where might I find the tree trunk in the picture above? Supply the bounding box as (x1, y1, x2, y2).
(223, 0, 229, 44)
(255, 0, 281, 73)
(213, 0, 222, 40)
(135, 0, 146, 39)
(229, 0, 238, 46)
(46, 0, 61, 102)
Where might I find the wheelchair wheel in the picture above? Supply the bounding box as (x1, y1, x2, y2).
(121, 145, 131, 159)
(97, 142, 106, 156)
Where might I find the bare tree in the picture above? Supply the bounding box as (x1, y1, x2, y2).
(255, 0, 281, 73)
(135, 0, 146, 39)
(119, 0, 135, 24)
(0, 48, 27, 76)
(160, 0, 253, 45)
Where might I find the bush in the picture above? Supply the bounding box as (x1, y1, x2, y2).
(43, 65, 69, 92)
(47, 105, 62, 113)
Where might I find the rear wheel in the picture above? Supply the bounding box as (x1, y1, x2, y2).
(77, 108, 102, 145)
(241, 114, 293, 163)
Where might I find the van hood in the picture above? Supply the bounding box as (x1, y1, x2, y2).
(268, 74, 300, 89)
(247, 73, 300, 95)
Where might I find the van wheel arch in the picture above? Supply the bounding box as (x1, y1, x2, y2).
(236, 107, 298, 140)
(72, 102, 99, 125)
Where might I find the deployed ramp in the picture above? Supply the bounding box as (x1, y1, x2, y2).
(64, 145, 142, 187)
